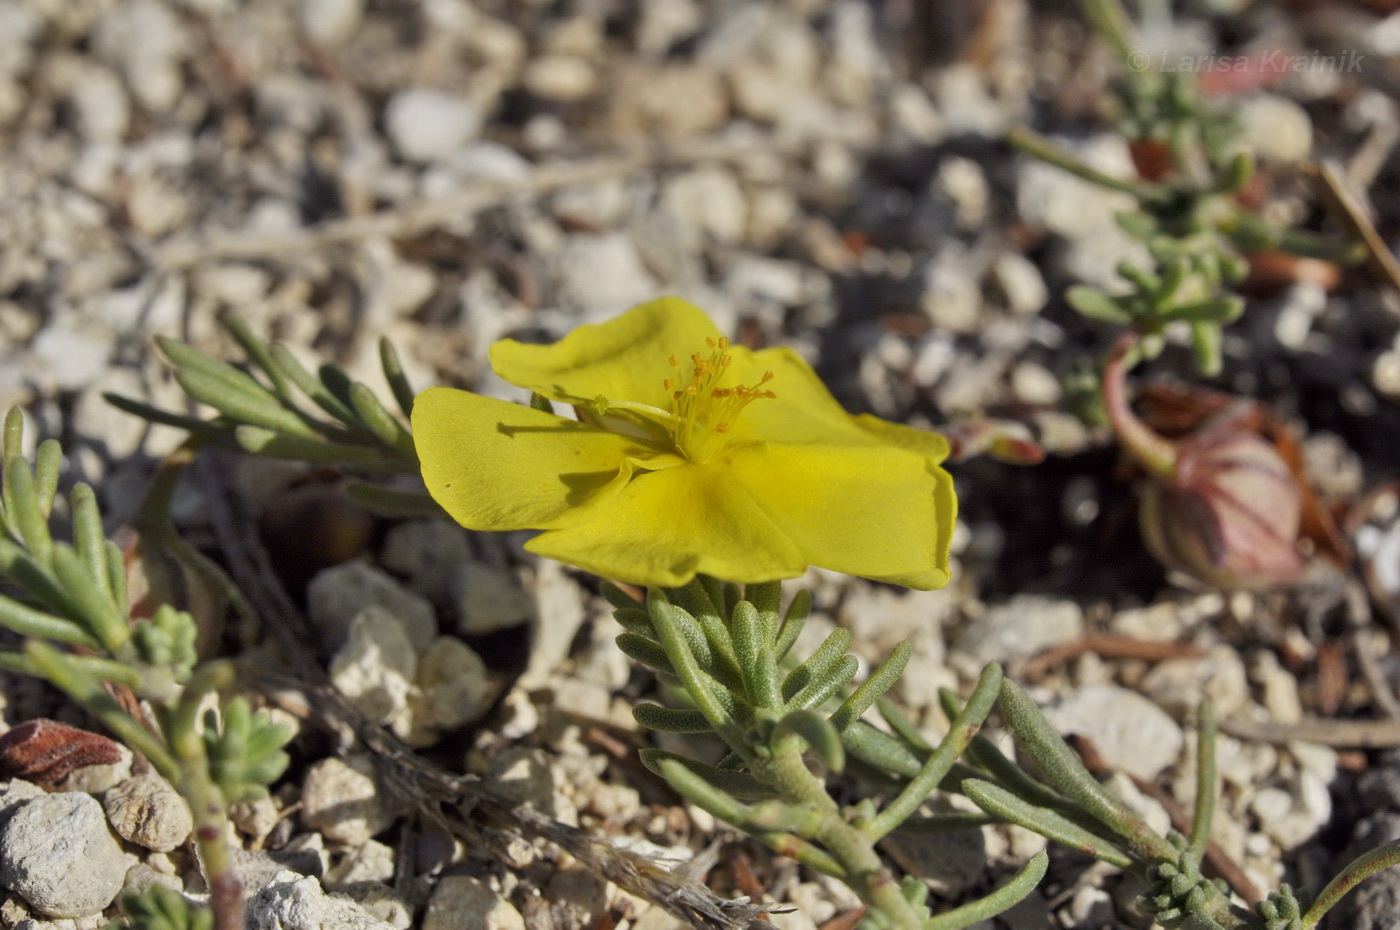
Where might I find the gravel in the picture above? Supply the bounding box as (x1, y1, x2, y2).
(0, 792, 132, 919)
(3, 0, 1398, 924)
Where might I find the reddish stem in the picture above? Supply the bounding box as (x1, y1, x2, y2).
(1102, 331, 1178, 478)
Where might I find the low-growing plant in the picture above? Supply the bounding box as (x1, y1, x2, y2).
(0, 410, 290, 930)
(98, 296, 1400, 930)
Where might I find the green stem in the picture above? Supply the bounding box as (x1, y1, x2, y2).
(1008, 127, 1165, 201)
(759, 741, 923, 930)
(867, 664, 1001, 840)
(164, 662, 241, 930)
(1302, 839, 1400, 929)
(1185, 700, 1217, 868)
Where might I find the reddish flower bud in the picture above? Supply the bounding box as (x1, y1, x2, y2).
(1104, 334, 1305, 591)
(1137, 429, 1305, 590)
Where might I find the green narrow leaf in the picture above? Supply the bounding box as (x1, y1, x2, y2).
(379, 338, 417, 419)
(267, 344, 360, 426)
(773, 589, 810, 661)
(867, 662, 1001, 840)
(70, 484, 114, 607)
(105, 540, 128, 616)
(1152, 257, 1190, 311)
(0, 537, 84, 618)
(649, 755, 845, 878)
(786, 655, 859, 712)
(33, 440, 61, 518)
(1190, 320, 1224, 378)
(348, 383, 417, 461)
(633, 703, 712, 733)
(157, 336, 280, 404)
(924, 851, 1049, 930)
(731, 600, 780, 709)
(1184, 699, 1217, 868)
(222, 316, 292, 400)
(1302, 838, 1400, 929)
(0, 593, 101, 648)
(647, 590, 750, 756)
(744, 581, 781, 643)
(998, 679, 1177, 862)
(1172, 299, 1243, 324)
(103, 393, 222, 434)
(616, 632, 675, 675)
(843, 719, 924, 778)
(233, 426, 402, 471)
(1066, 285, 1133, 324)
(962, 779, 1134, 869)
(609, 607, 655, 637)
(51, 545, 130, 652)
(644, 754, 767, 819)
(830, 640, 910, 733)
(1115, 210, 1159, 239)
(5, 457, 52, 566)
(879, 695, 933, 753)
(1, 408, 22, 468)
(1216, 150, 1254, 194)
(781, 627, 853, 702)
(174, 368, 317, 437)
(670, 580, 742, 682)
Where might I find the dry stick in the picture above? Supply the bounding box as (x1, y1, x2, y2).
(194, 450, 767, 930)
(1218, 716, 1400, 749)
(1023, 635, 1204, 679)
(1310, 160, 1400, 296)
(151, 138, 795, 271)
(1067, 735, 1262, 905)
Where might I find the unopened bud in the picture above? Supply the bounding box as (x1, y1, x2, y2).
(1103, 333, 1305, 591)
(1138, 429, 1304, 590)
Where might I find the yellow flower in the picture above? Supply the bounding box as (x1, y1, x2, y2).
(413, 298, 956, 589)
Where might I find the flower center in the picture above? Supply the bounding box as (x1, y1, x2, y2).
(663, 337, 775, 462)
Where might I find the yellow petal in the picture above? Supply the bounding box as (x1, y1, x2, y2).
(723, 346, 875, 446)
(489, 297, 720, 409)
(725, 441, 956, 589)
(852, 414, 951, 464)
(524, 464, 807, 588)
(412, 387, 670, 530)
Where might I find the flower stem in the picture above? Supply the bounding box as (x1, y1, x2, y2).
(1102, 330, 1178, 479)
